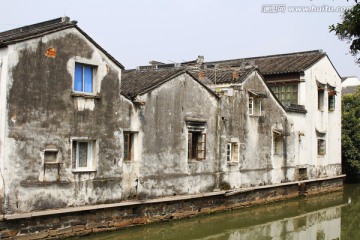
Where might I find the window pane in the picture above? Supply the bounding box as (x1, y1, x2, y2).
(226, 143, 231, 161)
(196, 134, 206, 160)
(124, 134, 129, 160)
(188, 133, 192, 160)
(83, 65, 93, 93)
(78, 142, 88, 167)
(232, 144, 239, 162)
(74, 63, 83, 91)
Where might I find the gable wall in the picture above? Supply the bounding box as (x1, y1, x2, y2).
(133, 73, 220, 197)
(217, 71, 295, 188)
(2, 28, 131, 214)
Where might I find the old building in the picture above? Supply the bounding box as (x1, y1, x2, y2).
(0, 17, 344, 238)
(342, 76, 360, 95)
(0, 17, 129, 214)
(201, 51, 342, 180)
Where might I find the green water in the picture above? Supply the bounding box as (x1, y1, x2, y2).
(72, 184, 360, 240)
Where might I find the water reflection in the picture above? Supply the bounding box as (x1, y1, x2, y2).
(72, 184, 360, 240)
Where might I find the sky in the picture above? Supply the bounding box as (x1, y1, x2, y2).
(0, 0, 358, 77)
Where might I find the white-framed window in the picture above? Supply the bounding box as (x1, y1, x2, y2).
(72, 140, 96, 171)
(74, 63, 96, 93)
(249, 97, 254, 115)
(317, 139, 326, 156)
(188, 132, 206, 160)
(273, 132, 283, 156)
(249, 96, 262, 116)
(226, 142, 239, 163)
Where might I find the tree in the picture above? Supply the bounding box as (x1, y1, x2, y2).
(342, 88, 360, 181)
(330, 3, 360, 62)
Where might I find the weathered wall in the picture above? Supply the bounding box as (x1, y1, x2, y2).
(263, 57, 342, 180)
(0, 177, 343, 239)
(218, 71, 295, 189)
(3, 28, 131, 214)
(0, 47, 8, 215)
(304, 57, 342, 178)
(133, 74, 220, 197)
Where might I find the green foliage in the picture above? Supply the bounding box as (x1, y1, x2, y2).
(330, 3, 360, 62)
(342, 89, 360, 181)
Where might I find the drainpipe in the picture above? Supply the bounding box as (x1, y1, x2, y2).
(283, 117, 288, 181)
(215, 98, 222, 190)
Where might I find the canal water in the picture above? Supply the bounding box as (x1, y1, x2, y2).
(71, 184, 360, 240)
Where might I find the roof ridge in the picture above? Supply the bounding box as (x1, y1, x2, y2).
(206, 50, 324, 65)
(0, 17, 73, 39)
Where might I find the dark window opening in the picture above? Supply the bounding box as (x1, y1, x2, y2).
(124, 132, 135, 160)
(318, 139, 326, 155)
(188, 132, 206, 160)
(328, 94, 335, 111)
(318, 89, 324, 111)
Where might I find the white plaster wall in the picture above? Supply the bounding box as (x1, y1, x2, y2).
(304, 57, 342, 177)
(135, 73, 219, 196)
(289, 56, 342, 179)
(0, 47, 9, 201)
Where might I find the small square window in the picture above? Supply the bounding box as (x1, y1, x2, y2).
(74, 63, 95, 93)
(44, 151, 58, 163)
(44, 144, 58, 163)
(226, 143, 239, 163)
(72, 140, 96, 171)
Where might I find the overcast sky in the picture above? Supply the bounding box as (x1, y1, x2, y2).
(0, 0, 358, 77)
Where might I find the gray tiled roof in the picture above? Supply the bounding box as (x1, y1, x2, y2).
(0, 17, 124, 69)
(195, 67, 256, 84)
(342, 86, 360, 95)
(0, 17, 75, 46)
(121, 68, 219, 99)
(122, 68, 184, 98)
(204, 50, 326, 75)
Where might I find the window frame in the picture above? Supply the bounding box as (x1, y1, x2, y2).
(226, 142, 239, 163)
(123, 132, 136, 161)
(249, 96, 261, 116)
(249, 97, 254, 115)
(188, 132, 206, 161)
(74, 62, 95, 94)
(72, 139, 96, 172)
(328, 93, 335, 112)
(270, 83, 298, 105)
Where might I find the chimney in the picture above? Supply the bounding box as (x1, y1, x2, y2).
(232, 70, 239, 81)
(198, 71, 206, 80)
(197, 55, 204, 65)
(62, 16, 70, 23)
